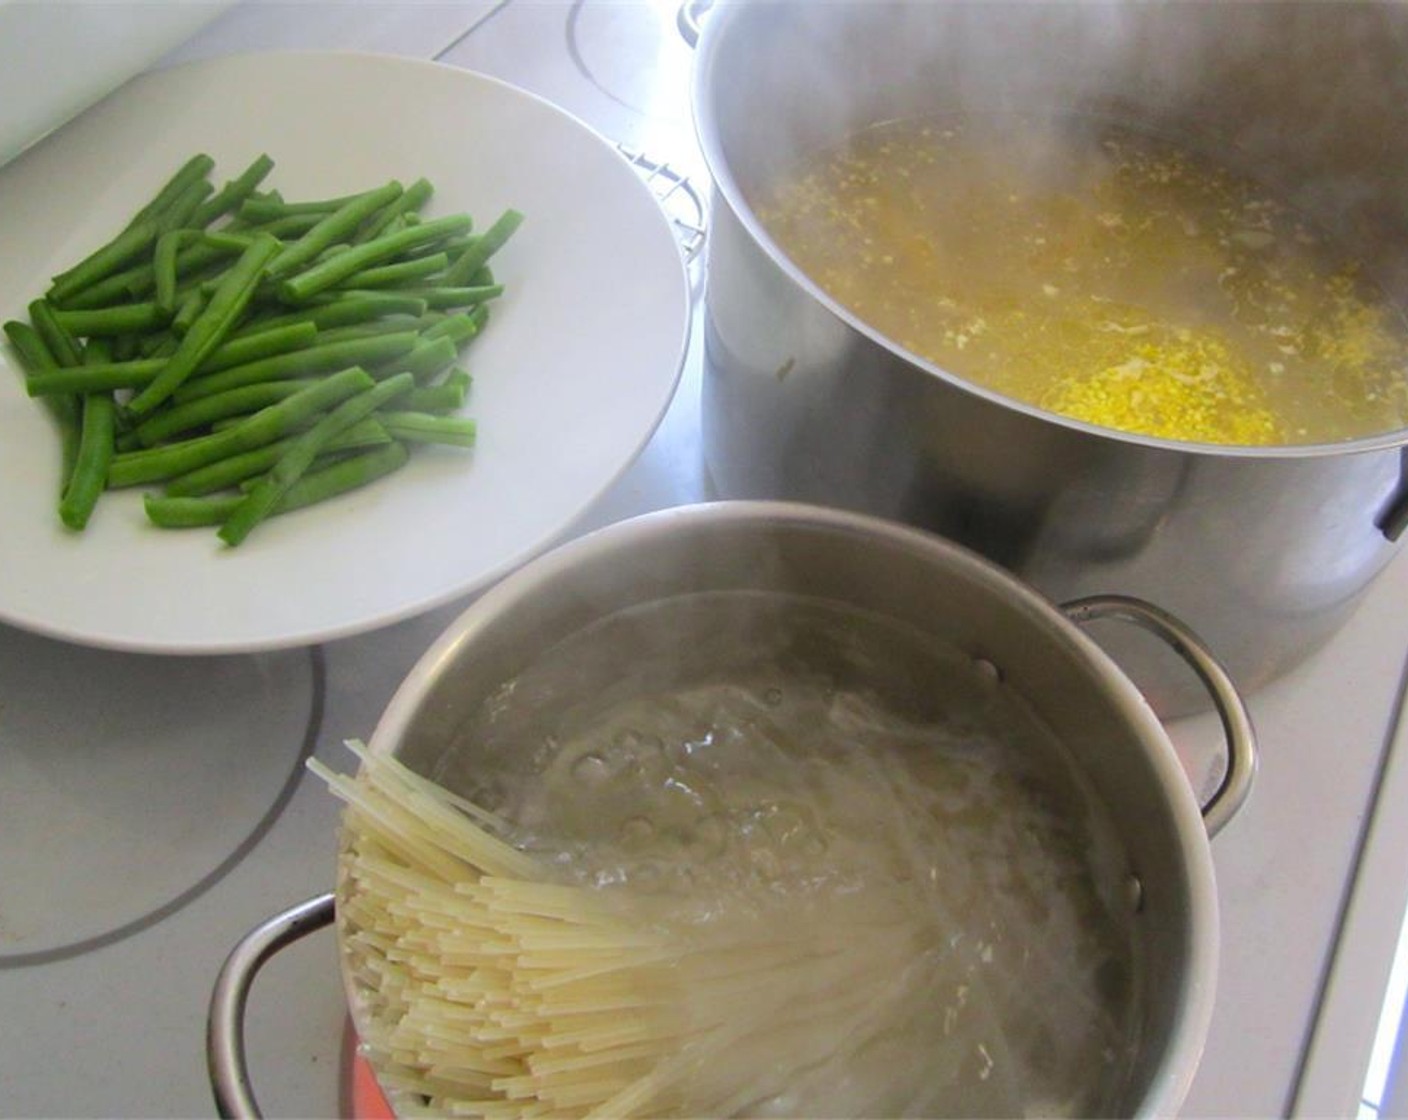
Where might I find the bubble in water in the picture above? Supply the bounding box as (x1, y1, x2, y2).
(688, 813, 728, 861)
(972, 657, 1003, 685)
(570, 752, 612, 787)
(619, 816, 655, 848)
(764, 686, 784, 707)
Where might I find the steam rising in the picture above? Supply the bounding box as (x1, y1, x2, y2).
(707, 1, 1408, 296)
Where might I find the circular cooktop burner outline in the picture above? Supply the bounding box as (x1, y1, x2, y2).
(566, 0, 682, 119)
(0, 646, 326, 970)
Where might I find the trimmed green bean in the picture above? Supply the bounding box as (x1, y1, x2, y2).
(198, 321, 319, 374)
(277, 213, 471, 302)
(315, 312, 442, 346)
(29, 299, 84, 367)
(381, 335, 458, 383)
(190, 153, 275, 228)
(171, 288, 207, 337)
(58, 342, 117, 530)
(109, 365, 375, 486)
(379, 410, 476, 448)
(47, 154, 214, 304)
(442, 208, 524, 285)
(5, 319, 82, 489)
(334, 251, 449, 291)
(48, 220, 162, 306)
(132, 380, 312, 447)
(157, 178, 215, 234)
(147, 440, 410, 528)
(60, 231, 252, 309)
(230, 292, 427, 338)
(218, 372, 415, 545)
(264, 182, 403, 280)
(174, 331, 419, 402)
(27, 358, 164, 396)
(390, 284, 503, 310)
(125, 153, 215, 232)
(237, 188, 366, 223)
(153, 230, 186, 316)
(401, 368, 471, 413)
(52, 301, 170, 336)
(126, 233, 280, 418)
(357, 177, 434, 243)
(422, 309, 485, 346)
(164, 418, 390, 496)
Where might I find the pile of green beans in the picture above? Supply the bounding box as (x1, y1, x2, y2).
(2, 153, 522, 544)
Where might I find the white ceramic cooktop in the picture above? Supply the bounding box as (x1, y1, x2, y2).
(1, 3, 1404, 1117)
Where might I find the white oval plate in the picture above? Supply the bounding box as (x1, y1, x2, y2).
(0, 52, 690, 654)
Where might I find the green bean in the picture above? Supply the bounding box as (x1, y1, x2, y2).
(146, 440, 410, 528)
(391, 284, 503, 310)
(27, 358, 164, 396)
(315, 312, 443, 346)
(51, 301, 170, 336)
(198, 321, 319, 374)
(381, 335, 458, 383)
(164, 418, 390, 496)
(125, 153, 215, 232)
(218, 372, 415, 545)
(277, 214, 472, 302)
(115, 333, 148, 361)
(190, 153, 275, 228)
(237, 188, 367, 223)
(402, 233, 470, 259)
(153, 230, 186, 316)
(401, 368, 471, 413)
(442, 208, 524, 285)
(58, 341, 117, 530)
(265, 182, 403, 280)
(334, 251, 449, 291)
(230, 291, 427, 338)
(422, 308, 486, 346)
(109, 365, 375, 486)
(47, 155, 214, 304)
(357, 177, 434, 242)
(47, 220, 162, 306)
(379, 410, 476, 448)
(171, 288, 207, 337)
(140, 331, 178, 359)
(29, 299, 84, 367)
(126, 233, 281, 418)
(132, 380, 312, 447)
(174, 331, 419, 402)
(60, 231, 252, 310)
(108, 430, 229, 487)
(236, 212, 325, 240)
(4, 319, 82, 490)
(157, 178, 215, 234)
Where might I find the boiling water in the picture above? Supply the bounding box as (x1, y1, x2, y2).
(438, 592, 1143, 1118)
(754, 115, 1408, 445)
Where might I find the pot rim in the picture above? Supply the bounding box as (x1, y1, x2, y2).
(362, 499, 1221, 1120)
(688, 0, 1408, 461)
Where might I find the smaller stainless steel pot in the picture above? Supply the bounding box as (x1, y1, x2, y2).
(208, 501, 1255, 1119)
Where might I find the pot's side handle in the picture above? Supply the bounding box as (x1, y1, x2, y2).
(1062, 595, 1258, 838)
(676, 0, 714, 47)
(207, 893, 337, 1120)
(1374, 446, 1408, 542)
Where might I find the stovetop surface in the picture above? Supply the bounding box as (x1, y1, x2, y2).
(2, 4, 1406, 1117)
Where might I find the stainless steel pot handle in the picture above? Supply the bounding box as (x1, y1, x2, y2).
(1062, 595, 1257, 838)
(676, 0, 714, 47)
(207, 892, 337, 1120)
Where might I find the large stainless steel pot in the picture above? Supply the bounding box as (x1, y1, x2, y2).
(688, 0, 1408, 714)
(208, 502, 1255, 1118)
